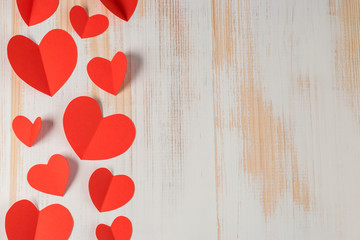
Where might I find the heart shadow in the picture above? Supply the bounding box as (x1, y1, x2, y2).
(63, 155, 79, 195)
(118, 52, 143, 94)
(33, 119, 53, 146)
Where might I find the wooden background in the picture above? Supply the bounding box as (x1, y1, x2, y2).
(0, 0, 359, 239)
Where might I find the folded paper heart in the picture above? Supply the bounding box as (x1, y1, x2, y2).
(70, 5, 109, 39)
(96, 216, 132, 240)
(17, 0, 59, 26)
(100, 0, 138, 22)
(87, 52, 127, 95)
(7, 29, 78, 97)
(12, 116, 41, 147)
(27, 154, 69, 196)
(5, 200, 73, 240)
(63, 96, 136, 160)
(89, 168, 135, 212)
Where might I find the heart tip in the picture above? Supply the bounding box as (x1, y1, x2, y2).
(118, 16, 130, 22)
(23, 20, 32, 26)
(26, 21, 36, 27)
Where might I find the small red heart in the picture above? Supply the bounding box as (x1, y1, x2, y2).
(12, 116, 41, 147)
(100, 0, 138, 22)
(8, 29, 78, 97)
(89, 168, 135, 212)
(27, 154, 69, 196)
(96, 216, 132, 240)
(5, 200, 73, 240)
(17, 0, 59, 26)
(87, 52, 127, 95)
(70, 5, 109, 39)
(63, 96, 136, 160)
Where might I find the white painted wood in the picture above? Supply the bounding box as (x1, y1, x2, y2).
(0, 0, 360, 239)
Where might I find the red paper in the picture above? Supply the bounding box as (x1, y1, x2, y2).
(70, 5, 109, 39)
(12, 116, 41, 147)
(27, 154, 69, 196)
(17, 0, 59, 26)
(87, 52, 127, 95)
(89, 168, 135, 212)
(96, 216, 132, 240)
(7, 29, 78, 97)
(63, 96, 136, 160)
(100, 0, 138, 22)
(5, 200, 73, 240)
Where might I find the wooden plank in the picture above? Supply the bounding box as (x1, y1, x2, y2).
(212, 0, 360, 239)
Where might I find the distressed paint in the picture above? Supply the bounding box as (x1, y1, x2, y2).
(334, 0, 360, 115)
(10, 0, 23, 204)
(212, 2, 310, 240)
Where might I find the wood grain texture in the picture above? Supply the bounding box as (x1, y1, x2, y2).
(0, 0, 360, 239)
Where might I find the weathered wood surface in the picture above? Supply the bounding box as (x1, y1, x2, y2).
(0, 0, 359, 239)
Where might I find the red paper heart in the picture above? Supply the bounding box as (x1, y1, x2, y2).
(5, 200, 73, 240)
(96, 216, 133, 240)
(12, 116, 41, 147)
(70, 5, 109, 39)
(63, 96, 136, 160)
(100, 0, 138, 21)
(89, 168, 135, 212)
(27, 154, 69, 196)
(7, 29, 78, 97)
(17, 0, 59, 26)
(87, 52, 127, 95)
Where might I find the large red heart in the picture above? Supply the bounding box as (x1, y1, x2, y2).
(96, 216, 132, 240)
(70, 5, 109, 39)
(27, 154, 69, 196)
(87, 52, 127, 95)
(89, 168, 135, 212)
(12, 116, 41, 147)
(7, 29, 78, 97)
(63, 96, 136, 160)
(5, 200, 73, 240)
(17, 0, 59, 26)
(100, 0, 138, 22)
